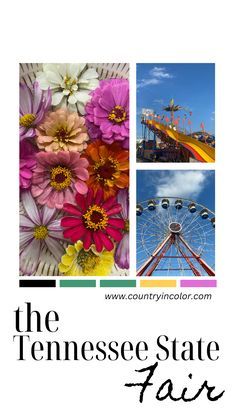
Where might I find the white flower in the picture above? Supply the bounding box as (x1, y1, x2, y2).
(36, 63, 99, 114)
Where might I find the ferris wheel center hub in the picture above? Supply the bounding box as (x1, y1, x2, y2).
(169, 222, 182, 233)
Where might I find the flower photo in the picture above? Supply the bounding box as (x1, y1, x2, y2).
(19, 63, 129, 277)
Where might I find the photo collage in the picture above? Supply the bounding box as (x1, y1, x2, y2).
(19, 63, 215, 288)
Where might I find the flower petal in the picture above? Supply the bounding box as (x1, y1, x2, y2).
(86, 188, 94, 207)
(97, 231, 114, 251)
(116, 173, 129, 188)
(117, 188, 129, 219)
(74, 91, 90, 104)
(32, 81, 43, 114)
(48, 230, 64, 240)
(20, 83, 32, 114)
(20, 215, 35, 228)
(47, 219, 63, 231)
(69, 63, 86, 78)
(70, 226, 86, 242)
(83, 230, 92, 250)
(20, 239, 41, 275)
(44, 237, 65, 262)
(79, 68, 98, 81)
(92, 232, 103, 253)
(75, 193, 86, 211)
(94, 189, 103, 204)
(21, 190, 41, 225)
(74, 179, 88, 195)
(45, 70, 63, 85)
(20, 231, 34, 249)
(115, 234, 129, 269)
(106, 204, 122, 216)
(52, 91, 64, 106)
(74, 167, 89, 181)
(42, 205, 56, 225)
(103, 196, 117, 210)
(63, 225, 86, 241)
(108, 218, 125, 229)
(106, 226, 123, 242)
(61, 217, 83, 227)
(63, 203, 82, 216)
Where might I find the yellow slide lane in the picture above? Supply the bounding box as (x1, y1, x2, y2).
(150, 121, 215, 162)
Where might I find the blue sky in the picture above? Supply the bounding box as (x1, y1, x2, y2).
(136, 63, 215, 137)
(137, 170, 215, 211)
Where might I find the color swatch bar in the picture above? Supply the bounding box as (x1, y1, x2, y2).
(100, 280, 136, 287)
(19, 279, 56, 287)
(181, 280, 217, 287)
(60, 280, 96, 287)
(140, 279, 177, 288)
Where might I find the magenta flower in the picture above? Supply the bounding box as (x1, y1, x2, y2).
(31, 151, 89, 209)
(20, 190, 65, 275)
(85, 79, 129, 149)
(61, 188, 125, 252)
(20, 81, 51, 140)
(114, 188, 129, 269)
(20, 140, 37, 190)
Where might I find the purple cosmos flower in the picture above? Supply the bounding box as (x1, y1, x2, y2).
(20, 140, 37, 190)
(114, 188, 129, 269)
(85, 79, 129, 149)
(20, 190, 65, 275)
(20, 81, 51, 140)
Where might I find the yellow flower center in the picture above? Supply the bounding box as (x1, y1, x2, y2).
(50, 166, 71, 190)
(83, 204, 108, 231)
(108, 105, 127, 124)
(20, 113, 36, 128)
(93, 157, 119, 186)
(77, 249, 100, 274)
(64, 76, 77, 92)
(34, 225, 48, 240)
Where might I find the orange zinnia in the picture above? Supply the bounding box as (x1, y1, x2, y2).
(83, 140, 129, 199)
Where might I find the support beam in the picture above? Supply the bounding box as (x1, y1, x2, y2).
(145, 236, 175, 276)
(176, 244, 201, 276)
(136, 234, 172, 276)
(179, 235, 215, 276)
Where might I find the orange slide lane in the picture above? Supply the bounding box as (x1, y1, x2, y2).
(148, 120, 215, 162)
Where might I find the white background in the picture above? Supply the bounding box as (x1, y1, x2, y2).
(1, 0, 236, 417)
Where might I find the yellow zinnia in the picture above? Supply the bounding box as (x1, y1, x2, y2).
(58, 241, 114, 276)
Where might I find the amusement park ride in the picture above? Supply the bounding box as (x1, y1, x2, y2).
(137, 99, 215, 163)
(136, 198, 215, 277)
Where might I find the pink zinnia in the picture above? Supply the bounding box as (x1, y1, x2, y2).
(20, 140, 37, 190)
(20, 190, 65, 275)
(61, 188, 125, 252)
(85, 79, 129, 149)
(31, 151, 89, 209)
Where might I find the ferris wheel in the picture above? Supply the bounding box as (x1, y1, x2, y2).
(136, 197, 215, 277)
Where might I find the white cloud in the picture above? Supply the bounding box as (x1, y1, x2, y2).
(137, 78, 162, 89)
(150, 67, 173, 79)
(156, 171, 208, 199)
(137, 66, 173, 89)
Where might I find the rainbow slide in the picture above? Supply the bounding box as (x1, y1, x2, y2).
(149, 121, 215, 162)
